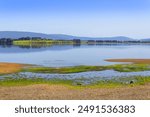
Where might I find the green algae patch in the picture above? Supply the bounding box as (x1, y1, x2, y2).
(0, 78, 74, 87)
(106, 64, 150, 72)
(23, 65, 106, 74)
(23, 64, 150, 74)
(1, 75, 150, 88)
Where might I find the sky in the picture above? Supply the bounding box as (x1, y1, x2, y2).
(0, 0, 150, 39)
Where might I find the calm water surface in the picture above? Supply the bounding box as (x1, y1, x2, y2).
(0, 44, 150, 67)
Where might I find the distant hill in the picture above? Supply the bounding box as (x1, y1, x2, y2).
(0, 31, 134, 41)
(141, 38, 150, 41)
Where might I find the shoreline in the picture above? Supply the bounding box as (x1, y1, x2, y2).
(0, 76, 150, 100)
(0, 61, 150, 100)
(105, 59, 150, 64)
(0, 62, 27, 74)
(0, 83, 149, 100)
(1, 58, 150, 74)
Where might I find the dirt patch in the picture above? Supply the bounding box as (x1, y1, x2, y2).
(105, 59, 150, 64)
(0, 62, 26, 74)
(0, 84, 150, 100)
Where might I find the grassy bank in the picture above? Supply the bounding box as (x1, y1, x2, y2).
(1, 75, 150, 88)
(24, 64, 150, 73)
(0, 77, 150, 100)
(24, 66, 106, 73)
(0, 78, 122, 88)
(0, 78, 73, 87)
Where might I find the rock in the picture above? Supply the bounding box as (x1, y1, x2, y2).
(130, 80, 134, 84)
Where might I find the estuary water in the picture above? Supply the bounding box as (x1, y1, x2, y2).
(0, 44, 150, 67)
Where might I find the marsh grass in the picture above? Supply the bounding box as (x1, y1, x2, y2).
(107, 64, 150, 72)
(1, 75, 150, 88)
(23, 64, 150, 74)
(23, 65, 107, 73)
(0, 78, 73, 87)
(1, 62, 150, 75)
(1, 63, 150, 88)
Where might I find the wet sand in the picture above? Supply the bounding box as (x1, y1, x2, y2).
(0, 84, 150, 100)
(105, 59, 150, 64)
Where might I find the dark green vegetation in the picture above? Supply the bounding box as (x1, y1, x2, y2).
(0, 78, 73, 87)
(24, 65, 106, 73)
(1, 75, 150, 88)
(106, 64, 150, 72)
(23, 64, 150, 74)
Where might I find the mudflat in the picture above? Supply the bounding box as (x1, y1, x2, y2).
(0, 63, 25, 74)
(0, 84, 150, 100)
(105, 59, 150, 64)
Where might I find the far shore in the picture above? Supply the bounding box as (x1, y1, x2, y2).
(105, 59, 150, 64)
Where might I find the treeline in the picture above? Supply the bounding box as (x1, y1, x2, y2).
(0, 38, 13, 45)
(1, 37, 150, 45)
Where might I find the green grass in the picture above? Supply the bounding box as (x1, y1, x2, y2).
(1, 75, 150, 88)
(0, 78, 73, 87)
(23, 64, 150, 74)
(23, 65, 106, 73)
(133, 76, 150, 85)
(107, 64, 150, 72)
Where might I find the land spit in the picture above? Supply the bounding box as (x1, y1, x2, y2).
(0, 62, 25, 74)
(105, 59, 150, 64)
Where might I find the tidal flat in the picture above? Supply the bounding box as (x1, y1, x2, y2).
(1, 61, 150, 85)
(0, 61, 150, 99)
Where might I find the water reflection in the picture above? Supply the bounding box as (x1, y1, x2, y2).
(1, 43, 150, 53)
(0, 43, 150, 67)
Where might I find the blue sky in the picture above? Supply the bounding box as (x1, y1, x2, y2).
(0, 0, 150, 38)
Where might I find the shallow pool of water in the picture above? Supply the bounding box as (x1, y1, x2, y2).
(1, 70, 150, 85)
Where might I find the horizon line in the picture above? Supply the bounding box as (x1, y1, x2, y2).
(0, 30, 149, 39)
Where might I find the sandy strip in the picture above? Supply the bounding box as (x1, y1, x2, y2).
(0, 62, 27, 74)
(105, 59, 150, 64)
(0, 84, 150, 100)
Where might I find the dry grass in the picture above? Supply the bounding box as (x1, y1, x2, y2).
(0, 62, 27, 74)
(0, 83, 150, 100)
(105, 59, 150, 64)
